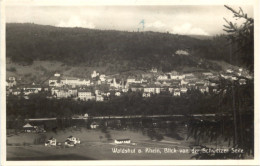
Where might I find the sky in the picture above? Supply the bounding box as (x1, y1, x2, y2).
(5, 4, 254, 36)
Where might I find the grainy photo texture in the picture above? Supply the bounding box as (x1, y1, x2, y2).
(4, 3, 254, 161)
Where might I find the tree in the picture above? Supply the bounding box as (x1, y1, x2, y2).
(223, 5, 254, 72)
(187, 6, 254, 159)
(223, 5, 254, 151)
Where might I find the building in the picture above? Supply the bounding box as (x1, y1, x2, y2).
(122, 88, 129, 93)
(23, 123, 35, 132)
(157, 74, 169, 80)
(115, 92, 121, 96)
(61, 78, 90, 86)
(170, 75, 179, 80)
(91, 71, 99, 78)
(184, 73, 195, 80)
(67, 136, 80, 144)
(11, 89, 21, 95)
(142, 92, 151, 98)
(95, 89, 101, 95)
(239, 79, 246, 85)
(45, 138, 57, 146)
(54, 73, 61, 77)
(64, 140, 75, 147)
(144, 87, 155, 93)
(7, 77, 17, 87)
(90, 122, 99, 129)
(100, 74, 106, 82)
(49, 75, 61, 87)
(226, 69, 233, 73)
(180, 88, 188, 93)
(56, 89, 70, 98)
(23, 89, 39, 96)
(199, 86, 209, 93)
(173, 89, 181, 96)
(111, 78, 121, 89)
(150, 68, 158, 73)
(130, 83, 143, 92)
(127, 76, 136, 83)
(114, 139, 131, 144)
(195, 81, 206, 89)
(202, 72, 213, 77)
(96, 95, 104, 101)
(68, 88, 78, 97)
(175, 50, 189, 55)
(22, 83, 42, 91)
(78, 90, 95, 101)
(181, 79, 188, 86)
(8, 76, 16, 81)
(170, 70, 178, 76)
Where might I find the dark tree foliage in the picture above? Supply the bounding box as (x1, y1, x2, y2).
(187, 6, 254, 159)
(6, 23, 232, 72)
(187, 78, 254, 159)
(223, 5, 254, 72)
(6, 91, 217, 120)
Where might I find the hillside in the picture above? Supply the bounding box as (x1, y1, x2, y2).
(6, 23, 233, 73)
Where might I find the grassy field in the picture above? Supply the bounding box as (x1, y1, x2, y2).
(7, 128, 195, 160)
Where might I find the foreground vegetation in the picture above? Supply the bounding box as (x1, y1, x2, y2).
(7, 90, 218, 119)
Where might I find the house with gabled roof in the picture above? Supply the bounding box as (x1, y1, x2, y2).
(23, 123, 35, 132)
(45, 137, 57, 146)
(173, 89, 181, 96)
(49, 75, 61, 87)
(6, 77, 17, 87)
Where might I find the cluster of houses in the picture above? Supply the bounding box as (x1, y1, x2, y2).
(23, 123, 46, 133)
(6, 67, 251, 101)
(45, 136, 80, 147)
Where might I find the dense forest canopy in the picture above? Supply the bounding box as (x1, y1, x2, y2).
(6, 23, 233, 71)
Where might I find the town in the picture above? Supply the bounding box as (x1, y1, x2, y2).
(6, 66, 251, 102)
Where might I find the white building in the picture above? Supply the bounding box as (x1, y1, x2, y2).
(45, 138, 57, 146)
(78, 91, 95, 101)
(199, 86, 209, 93)
(175, 50, 189, 56)
(54, 73, 61, 77)
(157, 75, 168, 80)
(127, 77, 136, 83)
(142, 92, 151, 98)
(114, 139, 131, 144)
(144, 87, 155, 93)
(67, 136, 80, 144)
(91, 71, 99, 78)
(173, 89, 181, 96)
(180, 88, 188, 93)
(226, 69, 233, 73)
(100, 74, 106, 82)
(96, 95, 104, 101)
(115, 92, 121, 96)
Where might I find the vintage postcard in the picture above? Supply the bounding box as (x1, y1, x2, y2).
(0, 0, 259, 165)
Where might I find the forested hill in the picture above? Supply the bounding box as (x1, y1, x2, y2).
(6, 23, 230, 72)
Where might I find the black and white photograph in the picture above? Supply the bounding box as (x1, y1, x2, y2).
(0, 0, 259, 165)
